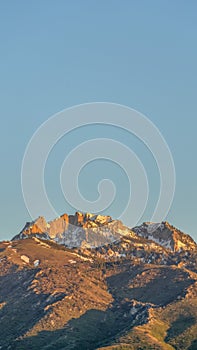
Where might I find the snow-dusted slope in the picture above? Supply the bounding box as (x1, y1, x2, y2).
(12, 213, 196, 252)
(132, 221, 196, 252)
(12, 212, 132, 248)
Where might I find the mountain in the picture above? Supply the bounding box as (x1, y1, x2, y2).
(0, 213, 197, 350)
(133, 222, 196, 252)
(12, 212, 131, 248)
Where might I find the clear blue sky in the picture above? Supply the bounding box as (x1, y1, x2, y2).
(0, 1, 196, 241)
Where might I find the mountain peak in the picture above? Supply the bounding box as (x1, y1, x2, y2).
(12, 212, 119, 248)
(11, 212, 196, 253)
(132, 221, 196, 252)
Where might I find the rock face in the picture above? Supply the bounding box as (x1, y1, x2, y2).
(12, 212, 121, 248)
(17, 216, 49, 240)
(132, 221, 196, 252)
(0, 216, 197, 350)
(20, 254, 30, 264)
(12, 213, 196, 254)
(48, 214, 69, 239)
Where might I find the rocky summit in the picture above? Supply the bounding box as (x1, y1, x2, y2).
(0, 213, 197, 350)
(12, 212, 129, 248)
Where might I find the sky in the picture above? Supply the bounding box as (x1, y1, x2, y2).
(0, 1, 197, 241)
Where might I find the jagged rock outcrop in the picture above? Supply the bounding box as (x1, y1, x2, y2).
(48, 213, 69, 239)
(14, 216, 49, 240)
(12, 213, 196, 254)
(12, 213, 119, 248)
(133, 221, 196, 252)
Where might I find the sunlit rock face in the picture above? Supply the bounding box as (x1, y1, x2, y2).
(14, 216, 49, 240)
(132, 221, 196, 252)
(12, 212, 119, 248)
(12, 213, 196, 252)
